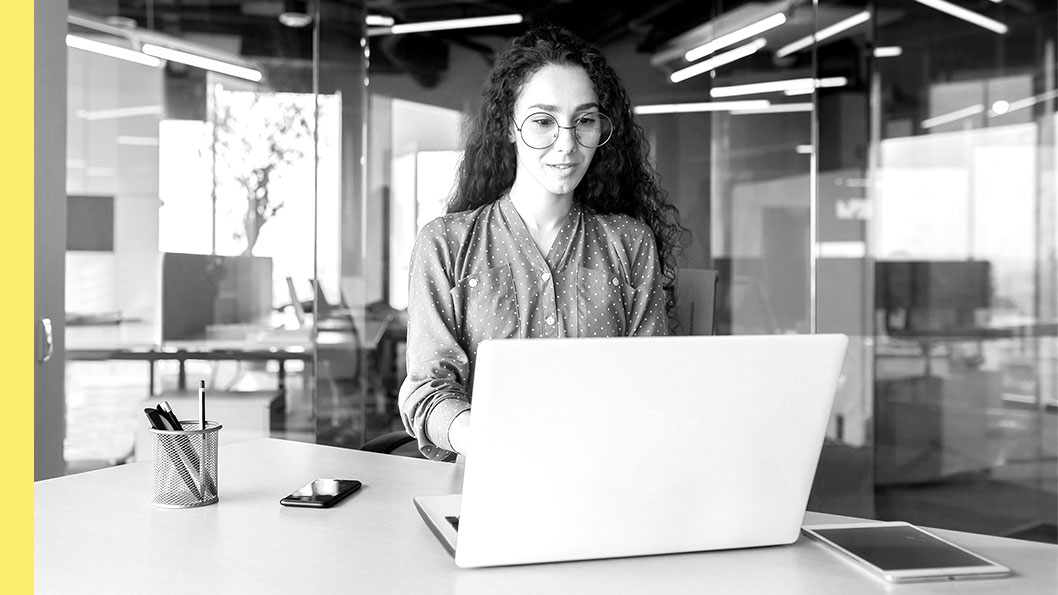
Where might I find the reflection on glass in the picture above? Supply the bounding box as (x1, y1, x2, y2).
(871, 0, 1056, 543)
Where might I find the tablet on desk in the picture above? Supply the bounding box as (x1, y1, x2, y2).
(803, 521, 1012, 583)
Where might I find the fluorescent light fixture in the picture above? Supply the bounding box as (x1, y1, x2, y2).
(366, 15, 395, 27)
(781, 76, 848, 95)
(383, 14, 523, 35)
(76, 105, 164, 121)
(818, 77, 848, 87)
(873, 46, 903, 58)
(278, 12, 313, 28)
(730, 102, 813, 115)
(776, 10, 870, 58)
(914, 0, 1008, 34)
(921, 104, 984, 129)
(684, 13, 786, 62)
(66, 34, 162, 67)
(633, 100, 771, 115)
(711, 77, 816, 98)
(795, 144, 813, 154)
(986, 89, 1058, 117)
(671, 39, 766, 83)
(141, 43, 263, 82)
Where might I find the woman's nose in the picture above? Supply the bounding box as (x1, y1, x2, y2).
(552, 125, 578, 153)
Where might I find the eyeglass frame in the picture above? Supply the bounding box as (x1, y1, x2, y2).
(513, 111, 614, 149)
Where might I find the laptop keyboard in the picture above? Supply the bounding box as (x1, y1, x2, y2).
(446, 516, 460, 531)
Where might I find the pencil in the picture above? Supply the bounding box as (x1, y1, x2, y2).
(199, 379, 206, 430)
(199, 380, 208, 497)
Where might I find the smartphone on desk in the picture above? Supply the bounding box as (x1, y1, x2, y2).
(802, 521, 1012, 583)
(280, 479, 362, 508)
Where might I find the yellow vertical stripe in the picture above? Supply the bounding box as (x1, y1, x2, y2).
(4, 0, 34, 590)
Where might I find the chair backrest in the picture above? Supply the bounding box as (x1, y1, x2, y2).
(285, 276, 307, 327)
(675, 268, 719, 336)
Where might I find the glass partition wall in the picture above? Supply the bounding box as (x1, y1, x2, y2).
(59, 0, 1055, 543)
(63, 0, 329, 470)
(870, 0, 1056, 541)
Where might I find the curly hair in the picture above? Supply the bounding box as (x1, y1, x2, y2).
(449, 25, 688, 328)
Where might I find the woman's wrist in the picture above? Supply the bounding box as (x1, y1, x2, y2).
(447, 410, 472, 455)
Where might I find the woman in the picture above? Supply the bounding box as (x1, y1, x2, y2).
(398, 25, 685, 460)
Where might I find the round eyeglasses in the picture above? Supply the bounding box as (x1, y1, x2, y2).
(515, 112, 614, 150)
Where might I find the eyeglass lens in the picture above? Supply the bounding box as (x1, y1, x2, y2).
(519, 113, 613, 149)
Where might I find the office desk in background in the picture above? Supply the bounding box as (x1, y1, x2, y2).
(66, 323, 358, 397)
(34, 439, 1057, 594)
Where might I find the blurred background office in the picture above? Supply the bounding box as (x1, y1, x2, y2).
(35, 0, 1055, 545)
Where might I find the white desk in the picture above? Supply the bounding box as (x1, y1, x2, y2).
(35, 439, 1057, 594)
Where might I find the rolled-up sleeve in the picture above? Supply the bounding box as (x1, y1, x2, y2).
(397, 219, 471, 461)
(626, 227, 669, 337)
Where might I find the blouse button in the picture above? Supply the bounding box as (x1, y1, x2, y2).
(542, 271, 552, 282)
(611, 277, 620, 287)
(468, 278, 478, 288)
(545, 315, 556, 326)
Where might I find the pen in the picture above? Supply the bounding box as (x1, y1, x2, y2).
(158, 401, 182, 430)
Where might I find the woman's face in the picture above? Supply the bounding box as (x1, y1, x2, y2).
(510, 63, 599, 201)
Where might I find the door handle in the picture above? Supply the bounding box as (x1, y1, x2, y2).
(38, 317, 54, 363)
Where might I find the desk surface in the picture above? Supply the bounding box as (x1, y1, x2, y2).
(66, 322, 354, 355)
(35, 439, 1057, 594)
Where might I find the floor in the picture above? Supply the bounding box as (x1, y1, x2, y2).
(63, 359, 316, 474)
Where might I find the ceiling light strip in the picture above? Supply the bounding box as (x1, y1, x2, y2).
(711, 77, 815, 98)
(776, 10, 871, 58)
(987, 89, 1058, 117)
(671, 39, 766, 84)
(76, 105, 165, 121)
(366, 15, 395, 27)
(730, 103, 814, 115)
(684, 13, 786, 62)
(634, 100, 771, 115)
(141, 43, 263, 82)
(921, 104, 985, 129)
(384, 14, 523, 35)
(782, 76, 849, 95)
(873, 46, 903, 58)
(66, 34, 162, 67)
(914, 0, 1008, 34)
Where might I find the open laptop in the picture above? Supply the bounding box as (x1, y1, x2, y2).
(414, 334, 849, 568)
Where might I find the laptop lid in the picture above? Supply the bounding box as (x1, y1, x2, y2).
(433, 334, 848, 568)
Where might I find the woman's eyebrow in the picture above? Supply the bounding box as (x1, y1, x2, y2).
(526, 102, 599, 112)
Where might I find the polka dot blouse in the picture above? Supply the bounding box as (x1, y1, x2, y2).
(398, 195, 668, 460)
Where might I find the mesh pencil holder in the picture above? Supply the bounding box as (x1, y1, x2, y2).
(150, 422, 222, 508)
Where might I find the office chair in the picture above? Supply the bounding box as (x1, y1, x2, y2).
(284, 276, 307, 326)
(360, 431, 418, 455)
(676, 268, 720, 335)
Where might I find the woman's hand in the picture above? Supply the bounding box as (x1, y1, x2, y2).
(448, 410, 472, 455)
